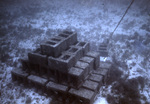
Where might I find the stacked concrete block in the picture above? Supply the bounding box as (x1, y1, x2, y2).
(80, 56, 94, 71)
(11, 69, 29, 84)
(99, 43, 108, 57)
(11, 30, 112, 104)
(58, 31, 77, 47)
(93, 68, 109, 85)
(20, 58, 30, 71)
(75, 61, 90, 80)
(28, 75, 48, 92)
(40, 36, 67, 57)
(69, 88, 96, 104)
(75, 41, 90, 55)
(68, 67, 85, 89)
(47, 68, 58, 82)
(63, 46, 83, 62)
(41, 31, 77, 57)
(82, 80, 99, 92)
(57, 71, 68, 84)
(100, 61, 112, 69)
(86, 51, 100, 70)
(46, 81, 68, 96)
(48, 54, 75, 73)
(28, 52, 48, 76)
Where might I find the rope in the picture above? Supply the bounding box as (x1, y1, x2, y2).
(109, 0, 135, 42)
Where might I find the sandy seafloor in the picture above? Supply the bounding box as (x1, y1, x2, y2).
(0, 0, 150, 104)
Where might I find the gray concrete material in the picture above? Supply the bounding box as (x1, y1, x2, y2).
(69, 88, 96, 104)
(93, 68, 109, 84)
(40, 41, 57, 56)
(89, 73, 103, 84)
(68, 67, 84, 88)
(57, 71, 68, 84)
(28, 63, 39, 74)
(99, 50, 108, 57)
(100, 61, 112, 69)
(99, 43, 108, 57)
(39, 65, 48, 77)
(76, 41, 90, 55)
(47, 68, 58, 82)
(11, 69, 29, 78)
(20, 58, 30, 71)
(75, 61, 90, 79)
(40, 36, 67, 57)
(82, 80, 99, 92)
(28, 75, 48, 86)
(63, 46, 83, 63)
(86, 51, 100, 70)
(80, 56, 94, 71)
(48, 54, 75, 73)
(50, 36, 68, 51)
(28, 52, 47, 66)
(93, 68, 108, 76)
(59, 31, 77, 46)
(11, 69, 29, 84)
(46, 81, 68, 93)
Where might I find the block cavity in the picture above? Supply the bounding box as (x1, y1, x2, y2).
(76, 42, 90, 55)
(48, 54, 75, 73)
(63, 46, 83, 63)
(59, 31, 77, 46)
(40, 36, 67, 57)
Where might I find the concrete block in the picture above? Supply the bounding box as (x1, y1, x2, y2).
(63, 46, 83, 63)
(80, 56, 94, 71)
(99, 44, 108, 57)
(47, 68, 58, 82)
(89, 74, 103, 85)
(69, 88, 96, 104)
(99, 50, 108, 57)
(20, 58, 30, 71)
(40, 36, 67, 57)
(76, 42, 90, 55)
(28, 75, 48, 86)
(46, 81, 68, 93)
(51, 36, 68, 51)
(57, 71, 68, 84)
(86, 51, 100, 70)
(68, 67, 85, 89)
(59, 31, 77, 46)
(39, 65, 49, 78)
(93, 68, 109, 84)
(28, 63, 39, 74)
(28, 52, 47, 66)
(11, 69, 29, 84)
(100, 61, 112, 69)
(93, 68, 108, 76)
(75, 61, 90, 79)
(82, 80, 99, 92)
(48, 54, 75, 73)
